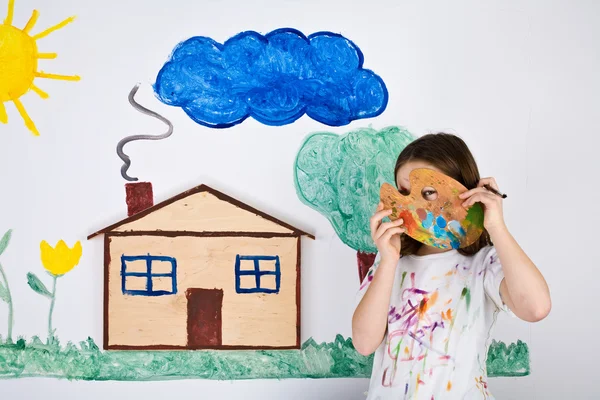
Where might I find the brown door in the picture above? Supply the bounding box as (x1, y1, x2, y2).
(186, 288, 223, 348)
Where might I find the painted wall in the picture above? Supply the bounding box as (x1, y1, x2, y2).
(0, 0, 598, 399)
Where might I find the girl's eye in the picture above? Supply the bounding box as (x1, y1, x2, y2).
(421, 187, 438, 201)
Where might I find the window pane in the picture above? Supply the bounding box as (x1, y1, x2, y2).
(239, 275, 258, 290)
(124, 258, 148, 273)
(125, 276, 148, 291)
(238, 258, 255, 271)
(152, 276, 174, 293)
(260, 274, 278, 291)
(258, 259, 278, 272)
(152, 259, 174, 274)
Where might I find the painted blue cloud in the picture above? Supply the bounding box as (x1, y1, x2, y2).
(154, 28, 388, 128)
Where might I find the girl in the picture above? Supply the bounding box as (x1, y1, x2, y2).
(352, 133, 550, 399)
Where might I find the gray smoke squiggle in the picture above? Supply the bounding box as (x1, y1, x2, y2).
(117, 83, 174, 181)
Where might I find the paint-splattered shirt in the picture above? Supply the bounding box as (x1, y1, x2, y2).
(355, 246, 509, 400)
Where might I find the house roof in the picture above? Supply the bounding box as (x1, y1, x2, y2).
(87, 184, 315, 240)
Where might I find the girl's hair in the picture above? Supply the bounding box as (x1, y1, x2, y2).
(393, 132, 492, 257)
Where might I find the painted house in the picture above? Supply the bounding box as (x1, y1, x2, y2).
(88, 182, 313, 350)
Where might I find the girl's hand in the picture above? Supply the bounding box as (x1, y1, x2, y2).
(459, 177, 506, 230)
(370, 202, 405, 263)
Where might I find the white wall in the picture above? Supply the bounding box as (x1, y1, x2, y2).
(1, 0, 598, 398)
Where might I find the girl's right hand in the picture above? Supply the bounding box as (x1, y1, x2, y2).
(370, 202, 405, 263)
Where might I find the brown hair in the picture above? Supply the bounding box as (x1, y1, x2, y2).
(393, 132, 492, 257)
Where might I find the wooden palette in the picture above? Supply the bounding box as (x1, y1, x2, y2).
(380, 169, 484, 249)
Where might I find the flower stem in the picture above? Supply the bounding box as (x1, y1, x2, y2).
(0, 262, 13, 342)
(48, 274, 58, 340)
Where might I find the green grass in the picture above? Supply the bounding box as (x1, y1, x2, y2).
(0, 335, 528, 381)
(487, 339, 530, 377)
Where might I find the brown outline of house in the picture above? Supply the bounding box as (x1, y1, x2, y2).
(88, 184, 314, 350)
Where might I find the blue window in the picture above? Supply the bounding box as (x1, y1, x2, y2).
(235, 255, 281, 294)
(121, 255, 177, 296)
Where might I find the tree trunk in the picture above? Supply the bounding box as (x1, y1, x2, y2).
(357, 251, 376, 283)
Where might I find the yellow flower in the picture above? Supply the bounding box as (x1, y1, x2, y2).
(40, 240, 82, 276)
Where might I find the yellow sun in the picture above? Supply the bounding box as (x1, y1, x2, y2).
(0, 0, 80, 136)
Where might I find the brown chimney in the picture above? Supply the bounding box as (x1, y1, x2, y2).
(125, 182, 154, 216)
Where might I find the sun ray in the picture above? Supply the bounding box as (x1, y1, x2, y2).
(3, 0, 15, 25)
(22, 9, 39, 34)
(12, 98, 39, 136)
(36, 52, 57, 59)
(0, 102, 7, 123)
(31, 84, 49, 99)
(35, 71, 80, 81)
(32, 15, 76, 40)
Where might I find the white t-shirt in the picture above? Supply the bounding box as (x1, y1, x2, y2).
(355, 246, 509, 400)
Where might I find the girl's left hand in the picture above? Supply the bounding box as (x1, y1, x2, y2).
(459, 177, 506, 230)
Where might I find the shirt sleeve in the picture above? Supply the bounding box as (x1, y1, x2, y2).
(482, 246, 511, 313)
(355, 252, 382, 308)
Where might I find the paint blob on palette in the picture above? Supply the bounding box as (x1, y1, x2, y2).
(380, 169, 484, 249)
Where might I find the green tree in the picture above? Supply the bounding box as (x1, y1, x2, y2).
(294, 126, 414, 280)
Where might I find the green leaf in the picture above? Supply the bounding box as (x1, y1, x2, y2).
(27, 272, 52, 298)
(0, 229, 12, 256)
(0, 280, 9, 303)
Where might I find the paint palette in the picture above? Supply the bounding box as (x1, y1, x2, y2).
(379, 169, 484, 249)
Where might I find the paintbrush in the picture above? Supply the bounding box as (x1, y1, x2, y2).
(483, 184, 507, 199)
